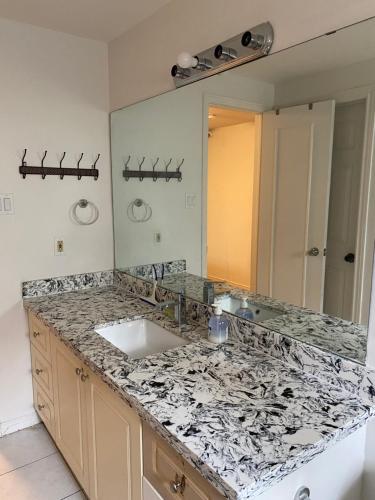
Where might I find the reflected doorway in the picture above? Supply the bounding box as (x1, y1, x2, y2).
(206, 106, 262, 291)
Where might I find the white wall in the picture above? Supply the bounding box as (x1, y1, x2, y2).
(108, 0, 375, 111)
(0, 18, 113, 435)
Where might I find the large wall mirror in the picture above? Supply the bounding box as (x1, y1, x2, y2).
(111, 17, 375, 365)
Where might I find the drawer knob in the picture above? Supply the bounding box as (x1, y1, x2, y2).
(35, 368, 43, 375)
(294, 486, 311, 500)
(37, 404, 45, 411)
(33, 331, 40, 338)
(170, 473, 186, 494)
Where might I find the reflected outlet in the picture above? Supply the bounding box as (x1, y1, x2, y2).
(154, 232, 161, 244)
(54, 238, 65, 256)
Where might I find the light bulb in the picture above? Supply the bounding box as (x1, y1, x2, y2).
(177, 52, 198, 69)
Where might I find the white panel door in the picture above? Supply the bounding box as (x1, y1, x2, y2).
(258, 101, 335, 311)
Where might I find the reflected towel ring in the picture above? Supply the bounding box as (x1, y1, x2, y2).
(127, 198, 152, 223)
(72, 199, 99, 225)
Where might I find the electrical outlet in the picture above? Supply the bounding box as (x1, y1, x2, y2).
(54, 238, 65, 256)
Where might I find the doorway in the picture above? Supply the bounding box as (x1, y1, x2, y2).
(206, 106, 261, 291)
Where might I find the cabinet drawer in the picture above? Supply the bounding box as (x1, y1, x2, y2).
(143, 424, 224, 500)
(178, 459, 224, 500)
(29, 313, 51, 360)
(33, 380, 55, 437)
(31, 345, 54, 401)
(143, 424, 185, 500)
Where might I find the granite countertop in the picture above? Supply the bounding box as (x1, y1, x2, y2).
(24, 285, 374, 499)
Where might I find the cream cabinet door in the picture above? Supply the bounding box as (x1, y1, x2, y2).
(52, 337, 90, 492)
(86, 369, 142, 500)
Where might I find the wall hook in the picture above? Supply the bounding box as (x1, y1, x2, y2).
(41, 150, 47, 179)
(59, 152, 66, 180)
(176, 158, 184, 182)
(124, 155, 131, 181)
(21, 149, 27, 178)
(77, 153, 84, 180)
(151, 157, 159, 181)
(165, 158, 172, 182)
(138, 156, 145, 181)
(92, 153, 100, 181)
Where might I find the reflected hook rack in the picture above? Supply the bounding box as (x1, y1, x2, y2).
(123, 155, 183, 181)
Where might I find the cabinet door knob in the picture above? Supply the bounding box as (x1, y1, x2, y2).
(37, 404, 45, 411)
(170, 473, 186, 494)
(294, 486, 310, 500)
(81, 373, 89, 382)
(33, 331, 40, 337)
(35, 368, 43, 375)
(75, 367, 83, 376)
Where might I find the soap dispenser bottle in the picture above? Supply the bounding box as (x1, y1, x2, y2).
(235, 298, 254, 320)
(208, 304, 229, 344)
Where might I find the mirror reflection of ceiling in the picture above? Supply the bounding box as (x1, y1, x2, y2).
(232, 17, 375, 84)
(208, 106, 255, 130)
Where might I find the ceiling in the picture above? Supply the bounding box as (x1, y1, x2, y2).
(208, 106, 255, 130)
(233, 16, 375, 84)
(0, 0, 171, 42)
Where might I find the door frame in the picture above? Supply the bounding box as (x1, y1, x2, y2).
(201, 93, 266, 284)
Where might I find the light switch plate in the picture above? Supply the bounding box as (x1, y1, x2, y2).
(0, 194, 14, 215)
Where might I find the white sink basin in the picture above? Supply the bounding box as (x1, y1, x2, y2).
(95, 318, 190, 359)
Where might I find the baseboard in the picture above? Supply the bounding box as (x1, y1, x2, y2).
(0, 410, 40, 437)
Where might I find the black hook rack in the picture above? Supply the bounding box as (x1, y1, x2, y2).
(19, 149, 100, 180)
(123, 155, 183, 181)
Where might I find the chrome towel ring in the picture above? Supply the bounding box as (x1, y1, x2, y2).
(72, 199, 99, 225)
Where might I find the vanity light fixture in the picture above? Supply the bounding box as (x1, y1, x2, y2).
(171, 22, 274, 88)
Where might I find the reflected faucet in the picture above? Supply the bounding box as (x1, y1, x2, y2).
(157, 291, 187, 330)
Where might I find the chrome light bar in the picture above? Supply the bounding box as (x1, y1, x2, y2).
(171, 22, 274, 88)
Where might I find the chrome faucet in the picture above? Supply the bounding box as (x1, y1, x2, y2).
(157, 291, 187, 330)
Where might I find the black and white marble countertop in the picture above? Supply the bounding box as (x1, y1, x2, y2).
(24, 286, 374, 499)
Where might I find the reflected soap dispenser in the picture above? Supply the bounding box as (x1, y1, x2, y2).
(208, 304, 229, 344)
(235, 298, 254, 320)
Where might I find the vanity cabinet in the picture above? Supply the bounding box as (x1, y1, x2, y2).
(29, 312, 142, 500)
(28, 311, 366, 500)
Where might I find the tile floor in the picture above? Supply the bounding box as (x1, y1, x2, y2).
(0, 423, 86, 499)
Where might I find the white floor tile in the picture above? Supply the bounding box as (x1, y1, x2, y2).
(0, 452, 80, 500)
(0, 423, 56, 475)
